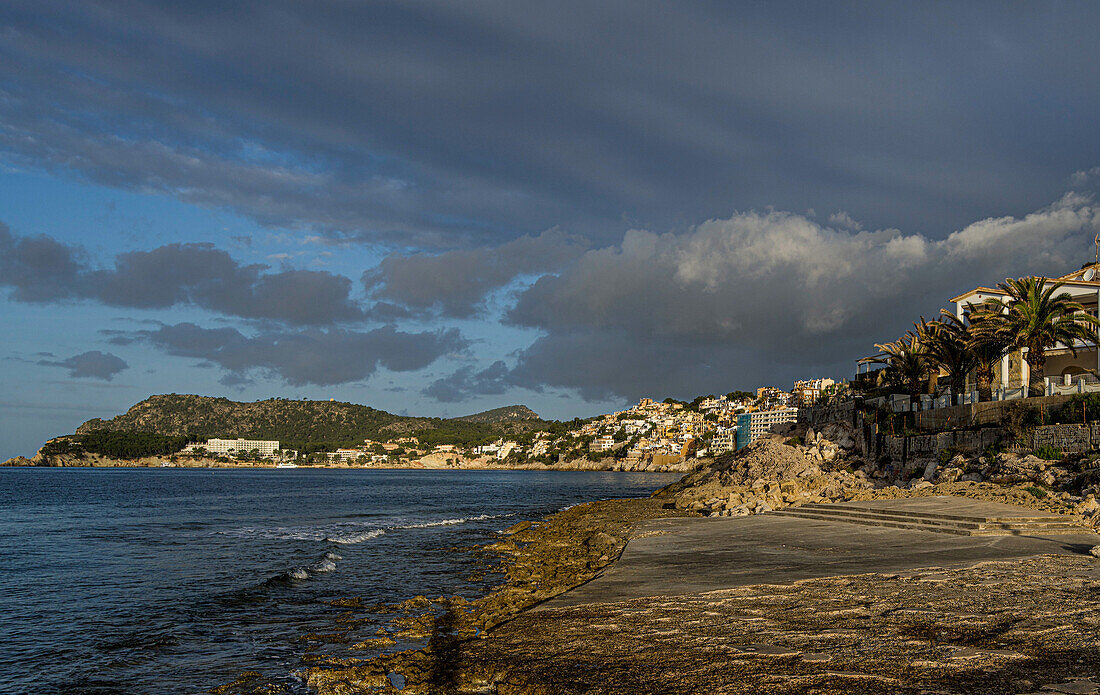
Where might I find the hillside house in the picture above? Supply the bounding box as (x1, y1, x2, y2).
(951, 265, 1100, 389)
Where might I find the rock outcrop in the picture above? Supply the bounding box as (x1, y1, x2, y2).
(656, 438, 874, 517)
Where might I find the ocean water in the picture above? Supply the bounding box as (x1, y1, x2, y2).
(0, 467, 679, 695)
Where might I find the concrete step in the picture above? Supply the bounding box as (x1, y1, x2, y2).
(796, 502, 1070, 525)
(775, 502, 1080, 525)
(768, 504, 1090, 536)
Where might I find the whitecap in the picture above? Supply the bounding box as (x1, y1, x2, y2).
(287, 568, 310, 581)
(326, 529, 386, 544)
(397, 512, 512, 530)
(223, 512, 515, 546)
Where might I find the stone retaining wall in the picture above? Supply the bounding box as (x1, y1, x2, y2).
(913, 394, 1077, 431)
(1031, 424, 1091, 454)
(879, 423, 1100, 463)
(798, 400, 856, 427)
(879, 429, 1005, 463)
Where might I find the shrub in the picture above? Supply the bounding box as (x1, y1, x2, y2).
(1024, 485, 1048, 499)
(784, 436, 803, 447)
(1033, 444, 1063, 461)
(1000, 402, 1039, 445)
(1055, 393, 1100, 424)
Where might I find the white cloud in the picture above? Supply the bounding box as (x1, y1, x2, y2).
(500, 192, 1100, 399)
(828, 210, 863, 230)
(1071, 168, 1100, 188)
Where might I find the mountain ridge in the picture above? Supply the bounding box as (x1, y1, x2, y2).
(72, 394, 545, 445)
(450, 405, 540, 424)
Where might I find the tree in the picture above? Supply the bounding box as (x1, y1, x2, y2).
(964, 301, 1012, 401)
(860, 330, 930, 400)
(971, 277, 1100, 396)
(917, 313, 975, 397)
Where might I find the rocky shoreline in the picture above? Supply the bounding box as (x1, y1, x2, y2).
(1, 451, 700, 473)
(211, 497, 694, 695)
(231, 420, 1100, 695)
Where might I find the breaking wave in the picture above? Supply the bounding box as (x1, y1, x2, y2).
(279, 550, 345, 583)
(224, 513, 515, 545)
(326, 513, 510, 543)
(327, 528, 385, 544)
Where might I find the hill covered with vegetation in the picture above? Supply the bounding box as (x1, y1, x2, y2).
(451, 405, 540, 424)
(67, 394, 552, 453)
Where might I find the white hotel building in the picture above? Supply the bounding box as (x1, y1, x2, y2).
(191, 438, 281, 457)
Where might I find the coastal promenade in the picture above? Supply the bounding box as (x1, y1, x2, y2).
(547, 497, 1100, 608)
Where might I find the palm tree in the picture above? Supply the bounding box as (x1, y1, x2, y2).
(970, 277, 1100, 397)
(918, 312, 976, 399)
(860, 330, 930, 401)
(964, 301, 1012, 401)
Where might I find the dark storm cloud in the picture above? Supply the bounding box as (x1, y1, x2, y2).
(508, 330, 763, 403)
(363, 229, 588, 317)
(430, 194, 1100, 401)
(137, 322, 468, 386)
(3, 1, 1100, 244)
(0, 227, 363, 325)
(7, 1, 1100, 409)
(423, 360, 512, 402)
(0, 223, 86, 302)
(91, 244, 363, 324)
(217, 372, 255, 389)
(37, 351, 129, 380)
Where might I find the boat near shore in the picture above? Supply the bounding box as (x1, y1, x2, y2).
(275, 462, 298, 468)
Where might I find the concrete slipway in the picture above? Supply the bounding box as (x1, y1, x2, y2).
(546, 497, 1100, 608)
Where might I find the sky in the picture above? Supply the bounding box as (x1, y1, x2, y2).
(3, 1, 1100, 458)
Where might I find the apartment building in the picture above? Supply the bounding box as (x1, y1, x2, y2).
(711, 428, 738, 454)
(329, 448, 366, 462)
(193, 438, 281, 457)
(735, 408, 798, 449)
(792, 377, 837, 407)
(755, 386, 793, 411)
(589, 435, 617, 452)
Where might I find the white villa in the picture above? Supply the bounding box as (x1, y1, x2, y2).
(855, 263, 1100, 405)
(949, 265, 1100, 390)
(589, 435, 616, 452)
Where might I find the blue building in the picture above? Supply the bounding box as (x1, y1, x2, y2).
(735, 408, 799, 450)
(735, 413, 752, 450)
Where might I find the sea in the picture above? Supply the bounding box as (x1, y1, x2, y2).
(0, 467, 680, 695)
